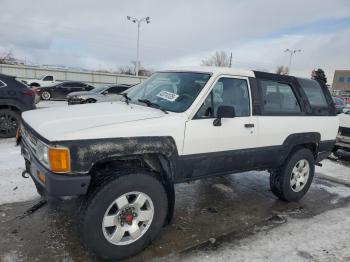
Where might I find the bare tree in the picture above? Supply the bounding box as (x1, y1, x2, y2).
(201, 51, 231, 67)
(276, 65, 289, 75)
(0, 51, 17, 65)
(118, 60, 152, 76)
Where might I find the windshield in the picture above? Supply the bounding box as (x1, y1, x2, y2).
(91, 87, 108, 93)
(126, 72, 211, 112)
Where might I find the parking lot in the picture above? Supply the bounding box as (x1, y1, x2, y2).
(1, 102, 350, 261)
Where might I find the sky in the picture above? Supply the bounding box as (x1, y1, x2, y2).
(0, 0, 349, 82)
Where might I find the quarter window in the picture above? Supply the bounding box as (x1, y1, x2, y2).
(297, 78, 328, 108)
(195, 77, 250, 118)
(260, 80, 301, 114)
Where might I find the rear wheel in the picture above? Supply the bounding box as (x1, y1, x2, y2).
(79, 171, 168, 260)
(270, 148, 315, 202)
(0, 109, 20, 138)
(41, 91, 51, 100)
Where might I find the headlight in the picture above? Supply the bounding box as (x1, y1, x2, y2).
(36, 140, 49, 166)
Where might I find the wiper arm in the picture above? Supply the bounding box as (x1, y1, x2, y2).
(122, 93, 131, 105)
(137, 99, 168, 114)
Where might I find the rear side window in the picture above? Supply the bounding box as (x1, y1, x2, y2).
(260, 80, 301, 114)
(297, 78, 328, 108)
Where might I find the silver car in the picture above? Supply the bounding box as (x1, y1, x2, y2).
(67, 84, 131, 105)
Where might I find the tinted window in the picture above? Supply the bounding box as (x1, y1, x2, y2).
(43, 76, 53, 81)
(61, 82, 77, 87)
(196, 78, 250, 118)
(260, 80, 301, 113)
(107, 86, 124, 94)
(298, 78, 328, 108)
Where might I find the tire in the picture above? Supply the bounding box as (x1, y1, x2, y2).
(85, 98, 96, 103)
(0, 109, 20, 138)
(270, 148, 315, 202)
(79, 171, 168, 260)
(41, 91, 51, 100)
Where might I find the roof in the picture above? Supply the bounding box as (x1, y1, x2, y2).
(0, 73, 15, 79)
(159, 66, 255, 77)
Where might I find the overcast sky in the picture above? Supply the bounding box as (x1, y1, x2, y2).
(0, 0, 349, 82)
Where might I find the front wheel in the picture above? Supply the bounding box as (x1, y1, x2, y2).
(41, 91, 51, 100)
(0, 109, 20, 138)
(270, 148, 315, 202)
(79, 171, 168, 260)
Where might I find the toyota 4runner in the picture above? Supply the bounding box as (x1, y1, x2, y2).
(18, 67, 338, 260)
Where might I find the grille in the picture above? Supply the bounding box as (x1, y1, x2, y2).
(21, 125, 38, 155)
(339, 126, 350, 137)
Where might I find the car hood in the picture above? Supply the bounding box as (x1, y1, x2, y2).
(22, 102, 165, 141)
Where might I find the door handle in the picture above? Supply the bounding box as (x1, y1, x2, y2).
(244, 123, 255, 128)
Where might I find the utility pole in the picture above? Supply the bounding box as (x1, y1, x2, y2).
(284, 49, 301, 74)
(229, 52, 232, 68)
(127, 16, 151, 76)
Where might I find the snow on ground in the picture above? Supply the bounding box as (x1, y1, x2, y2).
(0, 139, 39, 205)
(181, 205, 350, 262)
(316, 159, 350, 184)
(36, 100, 67, 109)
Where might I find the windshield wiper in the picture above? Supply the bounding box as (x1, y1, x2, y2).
(122, 93, 131, 105)
(137, 99, 168, 114)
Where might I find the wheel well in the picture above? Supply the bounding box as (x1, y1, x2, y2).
(30, 83, 40, 87)
(0, 105, 21, 114)
(88, 154, 175, 224)
(289, 143, 318, 159)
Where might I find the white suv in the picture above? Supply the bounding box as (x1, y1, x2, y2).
(18, 67, 338, 260)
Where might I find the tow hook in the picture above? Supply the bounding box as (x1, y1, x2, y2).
(22, 170, 30, 178)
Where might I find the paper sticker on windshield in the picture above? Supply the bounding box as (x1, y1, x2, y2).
(156, 90, 179, 102)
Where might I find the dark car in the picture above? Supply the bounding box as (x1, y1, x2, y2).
(0, 73, 35, 138)
(67, 84, 131, 105)
(37, 81, 94, 100)
(333, 97, 347, 114)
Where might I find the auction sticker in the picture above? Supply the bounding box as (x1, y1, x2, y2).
(156, 90, 179, 102)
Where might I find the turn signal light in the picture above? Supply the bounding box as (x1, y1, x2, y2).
(48, 147, 70, 173)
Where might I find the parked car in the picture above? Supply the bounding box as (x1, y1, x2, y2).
(333, 97, 347, 114)
(37, 81, 94, 100)
(334, 110, 350, 153)
(22, 75, 56, 88)
(0, 73, 35, 138)
(67, 84, 131, 105)
(18, 67, 338, 260)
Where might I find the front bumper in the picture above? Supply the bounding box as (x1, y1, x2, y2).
(21, 138, 91, 197)
(67, 98, 85, 105)
(335, 135, 350, 152)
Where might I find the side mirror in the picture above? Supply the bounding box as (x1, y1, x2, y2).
(213, 105, 235, 126)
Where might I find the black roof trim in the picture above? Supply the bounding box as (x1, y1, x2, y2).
(253, 71, 295, 82)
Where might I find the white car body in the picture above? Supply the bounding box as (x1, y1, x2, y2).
(22, 75, 56, 87)
(22, 67, 339, 156)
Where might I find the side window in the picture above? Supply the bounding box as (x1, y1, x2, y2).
(107, 86, 122, 94)
(43, 76, 53, 81)
(195, 77, 250, 118)
(260, 80, 301, 114)
(0, 80, 6, 87)
(297, 78, 328, 108)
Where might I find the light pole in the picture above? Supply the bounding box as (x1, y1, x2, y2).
(127, 16, 150, 76)
(284, 49, 301, 74)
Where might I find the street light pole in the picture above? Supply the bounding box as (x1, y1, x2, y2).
(284, 49, 301, 74)
(127, 16, 150, 76)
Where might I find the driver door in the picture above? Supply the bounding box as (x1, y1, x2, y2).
(181, 76, 258, 178)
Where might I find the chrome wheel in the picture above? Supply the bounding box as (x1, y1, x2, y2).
(290, 159, 310, 192)
(102, 191, 154, 246)
(41, 91, 50, 100)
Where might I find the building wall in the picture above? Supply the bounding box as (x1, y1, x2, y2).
(332, 70, 350, 91)
(0, 64, 148, 86)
